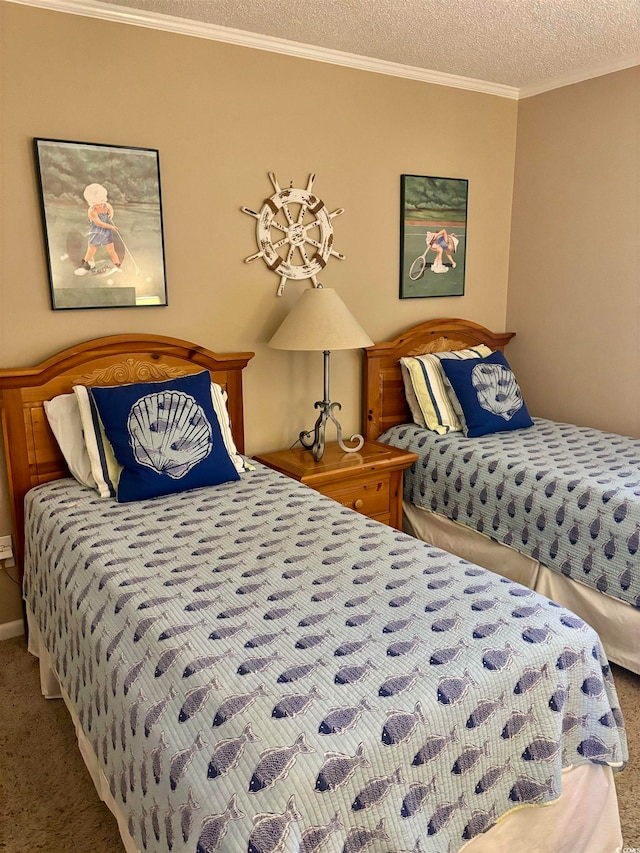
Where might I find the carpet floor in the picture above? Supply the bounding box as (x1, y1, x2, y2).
(1, 635, 639, 852)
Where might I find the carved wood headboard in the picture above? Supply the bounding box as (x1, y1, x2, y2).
(362, 318, 515, 442)
(0, 334, 254, 581)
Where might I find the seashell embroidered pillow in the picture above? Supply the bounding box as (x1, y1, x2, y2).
(440, 350, 534, 438)
(74, 380, 248, 498)
(89, 370, 240, 502)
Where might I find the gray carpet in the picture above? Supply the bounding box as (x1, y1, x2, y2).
(1, 635, 638, 852)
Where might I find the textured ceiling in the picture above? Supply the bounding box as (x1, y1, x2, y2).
(94, 0, 640, 93)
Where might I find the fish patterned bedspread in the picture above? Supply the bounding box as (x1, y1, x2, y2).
(24, 465, 627, 853)
(380, 419, 640, 610)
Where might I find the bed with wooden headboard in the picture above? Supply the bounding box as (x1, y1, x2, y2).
(362, 318, 515, 443)
(0, 333, 253, 585)
(363, 317, 640, 674)
(0, 330, 629, 853)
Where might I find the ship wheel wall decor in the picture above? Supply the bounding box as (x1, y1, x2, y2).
(242, 172, 345, 296)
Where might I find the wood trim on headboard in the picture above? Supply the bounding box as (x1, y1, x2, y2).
(362, 318, 516, 442)
(0, 334, 254, 585)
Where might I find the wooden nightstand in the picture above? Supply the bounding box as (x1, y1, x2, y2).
(253, 441, 418, 530)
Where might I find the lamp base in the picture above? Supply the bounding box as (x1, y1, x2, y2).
(299, 399, 365, 462)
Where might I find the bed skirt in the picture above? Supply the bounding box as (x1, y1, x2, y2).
(25, 606, 624, 853)
(404, 502, 640, 675)
(26, 608, 139, 853)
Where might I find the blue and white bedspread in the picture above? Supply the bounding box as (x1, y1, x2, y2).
(24, 465, 627, 853)
(381, 419, 640, 610)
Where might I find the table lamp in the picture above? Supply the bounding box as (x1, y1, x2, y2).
(269, 287, 374, 462)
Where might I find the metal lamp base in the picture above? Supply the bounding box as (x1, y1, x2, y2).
(299, 400, 365, 462)
(298, 350, 364, 462)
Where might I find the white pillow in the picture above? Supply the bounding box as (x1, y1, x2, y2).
(73, 379, 250, 498)
(43, 394, 97, 489)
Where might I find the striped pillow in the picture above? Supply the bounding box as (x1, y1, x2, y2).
(73, 384, 121, 497)
(74, 381, 250, 498)
(400, 345, 492, 434)
(209, 384, 254, 474)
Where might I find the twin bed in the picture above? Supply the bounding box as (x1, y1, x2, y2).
(363, 318, 640, 676)
(0, 328, 630, 853)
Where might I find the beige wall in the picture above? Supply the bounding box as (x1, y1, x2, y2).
(507, 67, 640, 435)
(0, 2, 517, 623)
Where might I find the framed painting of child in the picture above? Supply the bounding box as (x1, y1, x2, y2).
(34, 138, 168, 310)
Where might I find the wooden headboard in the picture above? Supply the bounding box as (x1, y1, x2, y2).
(362, 318, 516, 442)
(0, 334, 254, 581)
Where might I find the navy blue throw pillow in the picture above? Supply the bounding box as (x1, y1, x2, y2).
(90, 370, 240, 502)
(440, 350, 533, 438)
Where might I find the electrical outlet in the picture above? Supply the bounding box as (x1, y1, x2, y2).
(0, 534, 15, 566)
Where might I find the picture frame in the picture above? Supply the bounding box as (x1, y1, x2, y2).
(34, 138, 168, 310)
(399, 174, 468, 299)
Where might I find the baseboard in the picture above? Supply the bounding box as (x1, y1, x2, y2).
(0, 619, 25, 640)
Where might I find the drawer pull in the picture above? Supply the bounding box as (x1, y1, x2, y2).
(354, 499, 364, 510)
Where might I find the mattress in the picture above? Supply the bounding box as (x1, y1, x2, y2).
(380, 419, 640, 610)
(24, 466, 628, 853)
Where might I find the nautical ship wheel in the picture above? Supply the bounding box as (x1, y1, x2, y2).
(242, 172, 345, 296)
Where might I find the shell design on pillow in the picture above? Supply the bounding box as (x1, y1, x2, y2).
(471, 363, 523, 421)
(127, 391, 213, 478)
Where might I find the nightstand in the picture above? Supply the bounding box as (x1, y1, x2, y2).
(253, 441, 418, 530)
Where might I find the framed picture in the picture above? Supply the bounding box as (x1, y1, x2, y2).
(399, 174, 468, 299)
(34, 138, 168, 310)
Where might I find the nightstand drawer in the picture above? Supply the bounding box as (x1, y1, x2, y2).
(319, 475, 390, 517)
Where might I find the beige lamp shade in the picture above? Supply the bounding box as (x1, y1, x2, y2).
(269, 287, 374, 351)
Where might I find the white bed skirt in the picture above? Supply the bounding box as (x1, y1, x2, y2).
(404, 502, 640, 676)
(26, 606, 624, 853)
(26, 608, 140, 853)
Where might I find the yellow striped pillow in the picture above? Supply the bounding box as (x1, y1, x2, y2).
(400, 345, 492, 434)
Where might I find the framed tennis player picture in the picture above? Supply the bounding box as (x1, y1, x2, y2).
(399, 174, 468, 299)
(34, 138, 168, 310)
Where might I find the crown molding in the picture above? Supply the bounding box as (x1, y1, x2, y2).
(519, 54, 640, 99)
(6, 0, 637, 99)
(3, 0, 519, 99)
